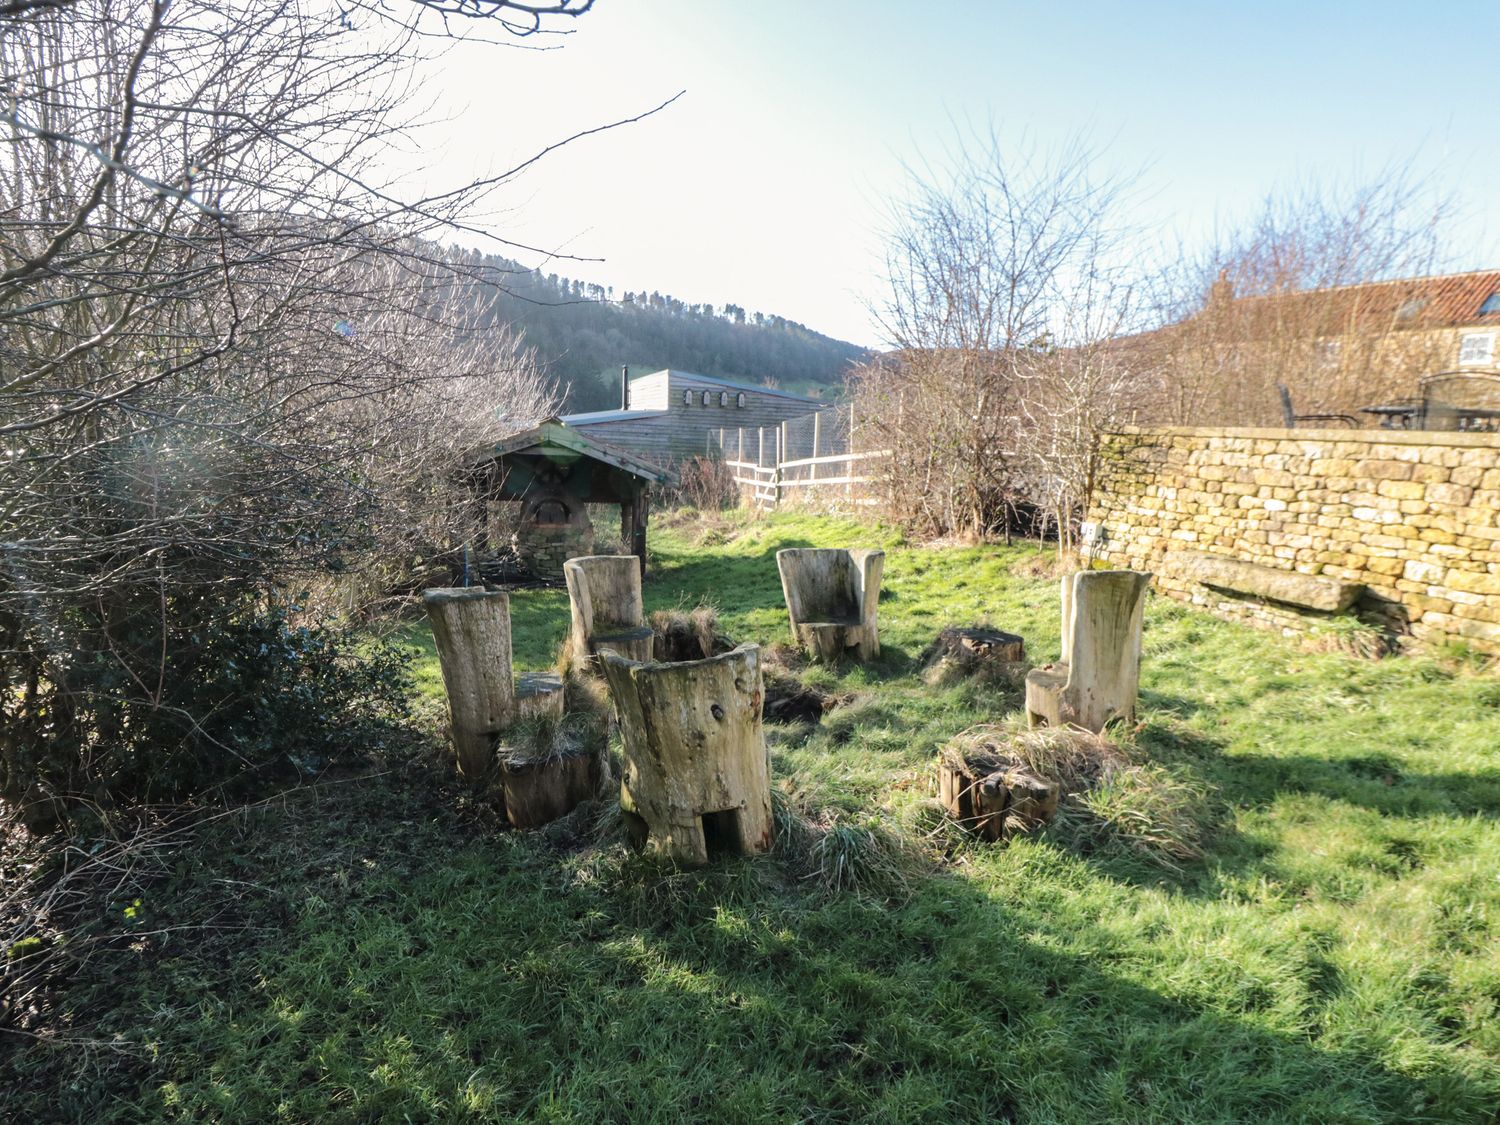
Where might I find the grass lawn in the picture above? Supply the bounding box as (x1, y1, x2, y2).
(6, 511, 1499, 1122)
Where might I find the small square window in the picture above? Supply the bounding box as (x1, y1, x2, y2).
(1459, 332, 1495, 366)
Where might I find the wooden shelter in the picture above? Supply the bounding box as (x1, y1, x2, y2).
(463, 420, 673, 580)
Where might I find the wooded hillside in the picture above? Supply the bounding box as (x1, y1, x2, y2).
(458, 249, 873, 410)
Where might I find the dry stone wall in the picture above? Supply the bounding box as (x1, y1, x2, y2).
(1087, 426, 1500, 651)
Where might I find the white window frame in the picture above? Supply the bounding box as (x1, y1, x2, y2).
(1459, 332, 1495, 367)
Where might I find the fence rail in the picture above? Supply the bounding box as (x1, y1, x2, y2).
(718, 412, 889, 509)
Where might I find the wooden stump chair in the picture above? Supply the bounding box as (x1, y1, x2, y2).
(600, 643, 773, 866)
(422, 587, 517, 778)
(564, 555, 654, 667)
(775, 548, 884, 662)
(423, 587, 565, 779)
(1025, 570, 1150, 734)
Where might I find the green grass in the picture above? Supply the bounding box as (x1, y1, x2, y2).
(5, 510, 1499, 1122)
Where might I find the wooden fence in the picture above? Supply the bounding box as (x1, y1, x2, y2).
(716, 408, 888, 509)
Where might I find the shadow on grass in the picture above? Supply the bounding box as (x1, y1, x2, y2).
(85, 805, 1495, 1123)
(1136, 706, 1500, 820)
(565, 868, 1485, 1122)
(1212, 751, 1500, 820)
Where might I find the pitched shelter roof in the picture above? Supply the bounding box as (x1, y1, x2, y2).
(466, 419, 674, 485)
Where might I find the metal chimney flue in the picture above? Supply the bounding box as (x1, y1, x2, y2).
(620, 365, 629, 411)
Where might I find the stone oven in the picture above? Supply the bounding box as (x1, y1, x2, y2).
(461, 420, 672, 581)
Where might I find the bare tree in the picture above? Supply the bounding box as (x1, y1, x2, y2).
(0, 0, 594, 814)
(856, 132, 1138, 544)
(1142, 170, 1457, 424)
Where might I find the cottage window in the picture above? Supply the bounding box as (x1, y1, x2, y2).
(682, 389, 693, 406)
(1480, 293, 1500, 315)
(736, 392, 747, 408)
(1459, 332, 1495, 367)
(701, 390, 712, 406)
(719, 391, 730, 407)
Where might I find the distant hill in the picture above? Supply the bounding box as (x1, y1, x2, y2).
(462, 251, 873, 411)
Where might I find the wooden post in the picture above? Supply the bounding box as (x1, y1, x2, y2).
(601, 643, 773, 866)
(810, 411, 821, 484)
(846, 403, 856, 502)
(632, 488, 649, 575)
(422, 588, 515, 778)
(737, 426, 744, 461)
(757, 427, 764, 468)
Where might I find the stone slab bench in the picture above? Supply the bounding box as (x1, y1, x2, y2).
(1173, 553, 1362, 614)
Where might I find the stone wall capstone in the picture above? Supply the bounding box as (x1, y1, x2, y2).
(1086, 426, 1500, 651)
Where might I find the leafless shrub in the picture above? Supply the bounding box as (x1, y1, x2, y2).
(1141, 168, 1457, 424)
(856, 131, 1140, 545)
(0, 0, 618, 815)
(659, 456, 738, 511)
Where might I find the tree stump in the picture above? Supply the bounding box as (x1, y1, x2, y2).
(937, 747, 1060, 841)
(600, 643, 773, 866)
(776, 548, 884, 663)
(921, 626, 1025, 686)
(422, 587, 515, 778)
(564, 555, 654, 667)
(516, 671, 565, 723)
(499, 747, 604, 830)
(1026, 570, 1150, 734)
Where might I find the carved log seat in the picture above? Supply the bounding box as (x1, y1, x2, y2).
(421, 587, 516, 778)
(600, 642, 773, 866)
(775, 548, 884, 663)
(1025, 570, 1150, 734)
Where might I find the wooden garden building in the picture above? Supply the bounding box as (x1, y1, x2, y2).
(462, 420, 673, 580)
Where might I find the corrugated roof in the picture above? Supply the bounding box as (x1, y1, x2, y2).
(560, 407, 670, 425)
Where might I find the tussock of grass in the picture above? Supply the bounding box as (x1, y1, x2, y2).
(943, 722, 1216, 869)
(494, 709, 606, 770)
(772, 787, 927, 902)
(1065, 761, 1214, 869)
(648, 603, 730, 662)
(1306, 615, 1392, 660)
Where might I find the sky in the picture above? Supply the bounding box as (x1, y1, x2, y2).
(392, 1, 1500, 349)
